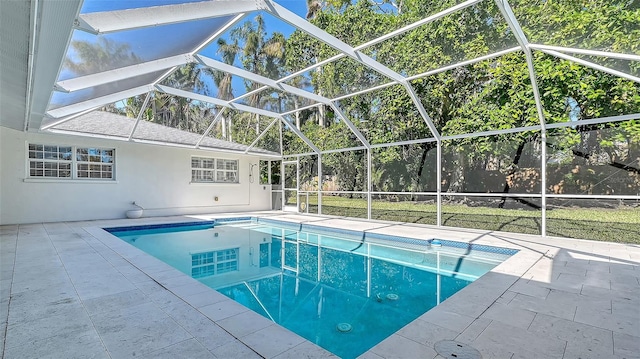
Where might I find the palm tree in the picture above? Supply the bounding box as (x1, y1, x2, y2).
(64, 38, 212, 134)
(212, 38, 239, 102)
(231, 15, 286, 138)
(184, 15, 288, 144)
(151, 62, 208, 131)
(208, 37, 240, 141)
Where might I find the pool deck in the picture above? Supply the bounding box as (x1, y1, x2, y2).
(1, 211, 639, 359)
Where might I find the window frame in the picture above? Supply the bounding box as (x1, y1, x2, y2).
(191, 156, 239, 184)
(26, 143, 116, 181)
(75, 147, 116, 180)
(26, 144, 73, 179)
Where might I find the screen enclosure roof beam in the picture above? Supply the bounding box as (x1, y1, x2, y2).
(75, 0, 259, 34)
(156, 85, 282, 118)
(494, 0, 546, 129)
(196, 108, 227, 148)
(536, 49, 640, 84)
(279, 117, 321, 154)
(528, 44, 640, 62)
(196, 55, 330, 105)
(262, 0, 406, 84)
(44, 85, 152, 119)
(55, 54, 191, 92)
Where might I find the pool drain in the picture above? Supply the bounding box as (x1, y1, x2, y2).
(336, 323, 352, 333)
(386, 293, 399, 301)
(434, 340, 482, 359)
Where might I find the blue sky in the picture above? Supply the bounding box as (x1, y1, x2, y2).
(66, 0, 314, 104)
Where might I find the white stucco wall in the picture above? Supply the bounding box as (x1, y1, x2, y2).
(0, 127, 273, 225)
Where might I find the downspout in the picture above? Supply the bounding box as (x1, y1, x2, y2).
(23, 0, 39, 132)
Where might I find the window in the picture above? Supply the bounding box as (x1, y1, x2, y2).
(191, 248, 239, 278)
(191, 157, 238, 183)
(28, 144, 72, 178)
(28, 144, 115, 180)
(76, 148, 114, 179)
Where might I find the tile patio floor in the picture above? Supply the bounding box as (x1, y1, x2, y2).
(1, 212, 639, 358)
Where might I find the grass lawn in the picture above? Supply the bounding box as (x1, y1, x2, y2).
(297, 195, 640, 244)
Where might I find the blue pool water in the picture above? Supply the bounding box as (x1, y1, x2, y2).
(107, 218, 516, 358)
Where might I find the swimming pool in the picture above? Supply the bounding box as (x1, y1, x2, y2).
(107, 217, 516, 358)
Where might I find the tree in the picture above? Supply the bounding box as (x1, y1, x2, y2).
(207, 37, 240, 141)
(213, 15, 288, 146)
(284, 0, 640, 197)
(148, 62, 211, 133)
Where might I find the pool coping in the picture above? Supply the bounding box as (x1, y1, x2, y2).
(87, 212, 547, 358)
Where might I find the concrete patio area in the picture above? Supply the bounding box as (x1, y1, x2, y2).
(1, 212, 639, 358)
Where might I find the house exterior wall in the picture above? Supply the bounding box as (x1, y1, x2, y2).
(0, 127, 272, 225)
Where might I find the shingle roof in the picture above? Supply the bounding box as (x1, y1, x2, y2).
(51, 111, 280, 156)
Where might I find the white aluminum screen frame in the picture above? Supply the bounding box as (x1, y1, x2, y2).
(33, 0, 640, 237)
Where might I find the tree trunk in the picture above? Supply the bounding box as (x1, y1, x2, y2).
(295, 98, 301, 129)
(498, 140, 526, 208)
(318, 105, 325, 127)
(413, 143, 434, 199)
(315, 56, 325, 128)
(448, 151, 465, 193)
(221, 113, 227, 139)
